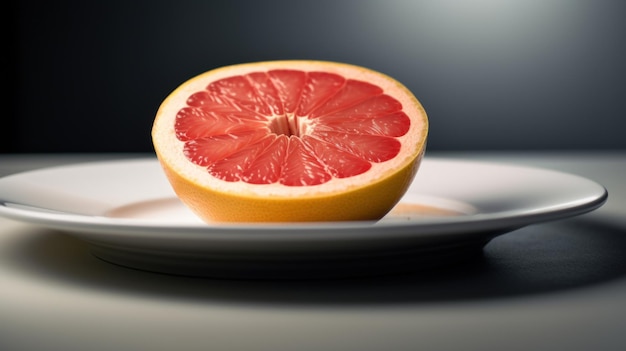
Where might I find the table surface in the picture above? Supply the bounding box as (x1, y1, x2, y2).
(1, 151, 625, 351)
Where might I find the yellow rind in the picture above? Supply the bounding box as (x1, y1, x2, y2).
(158, 149, 424, 223)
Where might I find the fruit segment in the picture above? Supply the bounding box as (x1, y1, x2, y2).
(176, 69, 411, 186)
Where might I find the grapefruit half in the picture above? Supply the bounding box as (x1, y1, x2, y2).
(152, 60, 428, 223)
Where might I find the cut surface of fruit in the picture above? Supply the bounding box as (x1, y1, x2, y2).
(152, 60, 428, 222)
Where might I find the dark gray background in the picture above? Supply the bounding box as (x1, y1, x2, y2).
(5, 0, 625, 153)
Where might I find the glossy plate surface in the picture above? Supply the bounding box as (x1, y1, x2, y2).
(0, 158, 607, 278)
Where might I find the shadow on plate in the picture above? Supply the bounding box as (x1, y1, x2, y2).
(5, 215, 626, 307)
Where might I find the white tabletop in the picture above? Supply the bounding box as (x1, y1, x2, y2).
(1, 151, 625, 351)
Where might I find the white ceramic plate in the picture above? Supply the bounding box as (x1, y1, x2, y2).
(0, 158, 607, 278)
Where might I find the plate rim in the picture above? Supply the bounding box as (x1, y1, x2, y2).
(0, 157, 608, 241)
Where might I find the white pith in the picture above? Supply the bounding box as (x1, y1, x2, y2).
(267, 113, 309, 137)
(153, 61, 428, 198)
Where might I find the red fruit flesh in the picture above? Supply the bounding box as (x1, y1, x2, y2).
(175, 69, 411, 186)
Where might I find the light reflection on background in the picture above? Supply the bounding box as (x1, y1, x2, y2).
(355, 0, 618, 150)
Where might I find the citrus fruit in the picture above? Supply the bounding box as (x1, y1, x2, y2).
(152, 60, 428, 223)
